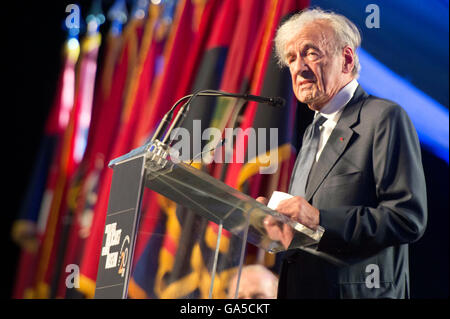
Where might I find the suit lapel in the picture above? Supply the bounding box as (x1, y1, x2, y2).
(305, 85, 368, 202)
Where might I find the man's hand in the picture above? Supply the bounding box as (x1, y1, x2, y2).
(257, 196, 294, 249)
(276, 196, 320, 231)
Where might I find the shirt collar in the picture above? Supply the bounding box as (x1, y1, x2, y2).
(316, 79, 359, 122)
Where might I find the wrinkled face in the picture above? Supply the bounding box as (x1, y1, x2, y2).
(284, 21, 347, 111)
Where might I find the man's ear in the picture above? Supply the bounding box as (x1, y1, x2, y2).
(342, 46, 354, 74)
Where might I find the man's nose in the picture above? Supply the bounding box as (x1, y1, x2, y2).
(291, 56, 308, 76)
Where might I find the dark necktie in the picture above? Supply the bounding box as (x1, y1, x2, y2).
(290, 115, 327, 197)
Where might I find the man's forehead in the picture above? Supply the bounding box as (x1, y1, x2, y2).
(285, 21, 334, 51)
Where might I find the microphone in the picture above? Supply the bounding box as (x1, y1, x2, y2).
(151, 90, 285, 144)
(184, 90, 286, 110)
(240, 93, 286, 108)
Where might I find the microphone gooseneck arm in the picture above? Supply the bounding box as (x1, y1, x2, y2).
(152, 90, 286, 145)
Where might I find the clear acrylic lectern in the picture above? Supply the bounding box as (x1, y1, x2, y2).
(94, 140, 336, 299)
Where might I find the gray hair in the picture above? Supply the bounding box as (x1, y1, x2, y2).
(274, 8, 362, 76)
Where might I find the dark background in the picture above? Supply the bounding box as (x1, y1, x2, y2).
(2, 1, 448, 299)
(2, 0, 97, 299)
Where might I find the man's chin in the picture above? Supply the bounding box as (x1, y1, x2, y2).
(298, 95, 316, 106)
(297, 89, 316, 102)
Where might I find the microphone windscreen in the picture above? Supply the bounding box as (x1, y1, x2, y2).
(272, 97, 286, 108)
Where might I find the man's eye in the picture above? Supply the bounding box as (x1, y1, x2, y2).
(306, 51, 319, 60)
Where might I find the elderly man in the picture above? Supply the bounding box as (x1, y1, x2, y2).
(258, 9, 427, 298)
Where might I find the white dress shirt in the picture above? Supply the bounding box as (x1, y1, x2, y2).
(314, 79, 359, 162)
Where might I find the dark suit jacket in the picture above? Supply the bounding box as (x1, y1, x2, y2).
(278, 85, 427, 299)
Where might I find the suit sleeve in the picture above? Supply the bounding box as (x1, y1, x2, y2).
(317, 105, 428, 256)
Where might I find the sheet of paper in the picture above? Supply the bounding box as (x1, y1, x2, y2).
(267, 191, 293, 210)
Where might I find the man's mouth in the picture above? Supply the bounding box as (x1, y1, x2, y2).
(299, 80, 315, 86)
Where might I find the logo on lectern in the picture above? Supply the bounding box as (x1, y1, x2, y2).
(101, 222, 131, 278)
(101, 222, 122, 269)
